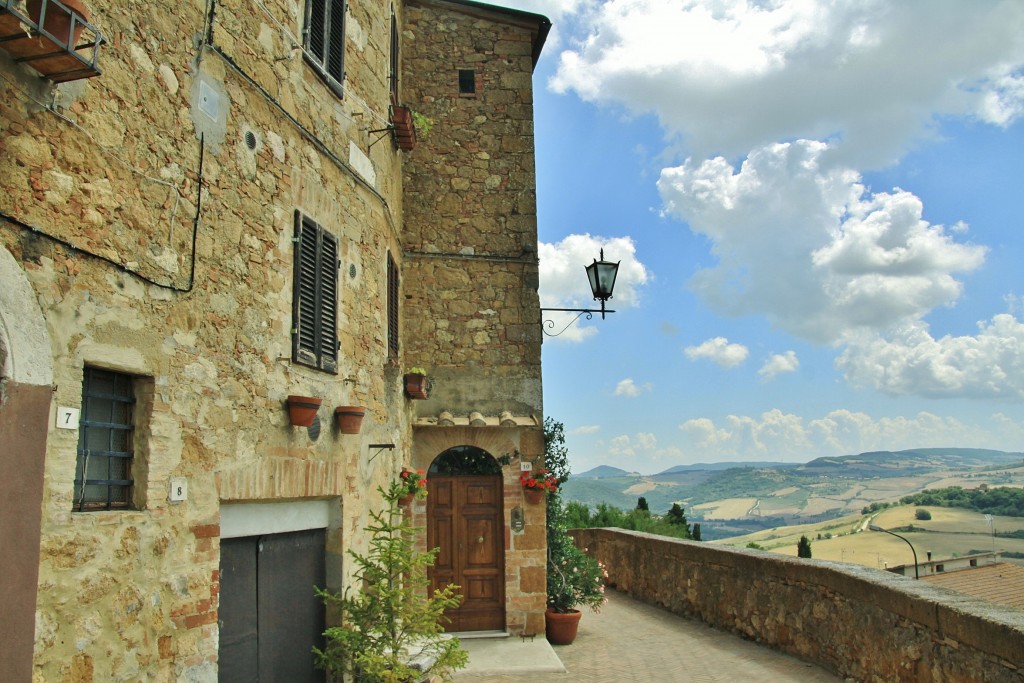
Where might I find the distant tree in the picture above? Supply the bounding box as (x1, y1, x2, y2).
(691, 523, 702, 541)
(797, 535, 812, 558)
(746, 542, 764, 550)
(665, 503, 687, 526)
(636, 496, 649, 512)
(915, 508, 932, 521)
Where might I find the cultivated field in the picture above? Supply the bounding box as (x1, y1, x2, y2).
(715, 505, 1024, 571)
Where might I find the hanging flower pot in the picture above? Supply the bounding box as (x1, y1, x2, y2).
(392, 106, 417, 151)
(28, 0, 90, 46)
(286, 395, 321, 427)
(523, 487, 546, 505)
(335, 406, 366, 434)
(545, 609, 582, 645)
(404, 373, 428, 400)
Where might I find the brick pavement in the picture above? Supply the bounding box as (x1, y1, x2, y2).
(453, 590, 843, 682)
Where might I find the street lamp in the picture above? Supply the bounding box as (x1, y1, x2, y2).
(869, 524, 919, 579)
(541, 250, 620, 337)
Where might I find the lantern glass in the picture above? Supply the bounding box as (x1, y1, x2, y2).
(585, 251, 619, 302)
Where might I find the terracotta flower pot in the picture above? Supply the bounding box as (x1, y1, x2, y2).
(392, 106, 416, 151)
(335, 406, 365, 434)
(28, 0, 90, 46)
(523, 487, 546, 504)
(286, 395, 321, 427)
(404, 373, 428, 399)
(398, 494, 414, 507)
(545, 608, 582, 645)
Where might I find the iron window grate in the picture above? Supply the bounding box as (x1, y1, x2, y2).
(74, 367, 135, 511)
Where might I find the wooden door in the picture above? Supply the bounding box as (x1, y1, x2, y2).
(427, 475, 505, 632)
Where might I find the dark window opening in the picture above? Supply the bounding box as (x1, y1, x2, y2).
(387, 251, 399, 361)
(292, 212, 339, 373)
(458, 69, 475, 94)
(429, 446, 501, 475)
(74, 367, 135, 511)
(389, 8, 399, 105)
(935, 564, 945, 573)
(304, 0, 346, 97)
(970, 558, 978, 567)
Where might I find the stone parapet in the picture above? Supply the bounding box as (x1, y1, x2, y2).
(572, 528, 1024, 682)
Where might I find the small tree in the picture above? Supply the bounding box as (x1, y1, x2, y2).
(915, 508, 932, 520)
(636, 496, 649, 512)
(665, 503, 687, 525)
(797, 535, 812, 558)
(691, 523, 702, 541)
(316, 481, 467, 682)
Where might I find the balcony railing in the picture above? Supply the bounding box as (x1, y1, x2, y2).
(0, 0, 104, 82)
(572, 527, 1024, 682)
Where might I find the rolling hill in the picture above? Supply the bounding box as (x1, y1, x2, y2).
(560, 448, 1024, 540)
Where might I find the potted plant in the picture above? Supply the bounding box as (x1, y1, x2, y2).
(545, 496, 607, 644)
(403, 367, 429, 400)
(286, 395, 322, 427)
(543, 418, 607, 645)
(28, 0, 90, 46)
(315, 479, 468, 681)
(398, 468, 428, 506)
(519, 468, 557, 504)
(335, 406, 366, 434)
(391, 106, 416, 151)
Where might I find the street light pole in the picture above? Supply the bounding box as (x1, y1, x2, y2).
(869, 524, 919, 579)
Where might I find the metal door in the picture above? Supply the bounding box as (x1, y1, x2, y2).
(218, 528, 326, 682)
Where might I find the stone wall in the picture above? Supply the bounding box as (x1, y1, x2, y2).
(573, 528, 1024, 682)
(401, 0, 543, 417)
(0, 0, 413, 678)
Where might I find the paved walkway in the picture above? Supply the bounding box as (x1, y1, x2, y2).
(453, 590, 842, 682)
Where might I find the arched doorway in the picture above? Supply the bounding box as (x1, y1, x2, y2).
(427, 446, 505, 632)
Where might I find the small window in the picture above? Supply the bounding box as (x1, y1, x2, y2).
(935, 564, 945, 573)
(304, 0, 346, 96)
(387, 251, 399, 360)
(74, 367, 135, 511)
(458, 69, 476, 94)
(969, 558, 978, 567)
(293, 212, 339, 373)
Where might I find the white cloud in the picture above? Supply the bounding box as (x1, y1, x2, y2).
(539, 233, 650, 342)
(837, 315, 1024, 399)
(608, 431, 658, 458)
(549, 0, 1024, 163)
(759, 351, 799, 381)
(680, 408, 1024, 461)
(571, 424, 601, 435)
(614, 378, 651, 397)
(659, 140, 987, 345)
(685, 337, 748, 368)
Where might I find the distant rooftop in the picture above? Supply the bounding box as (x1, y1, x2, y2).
(922, 562, 1024, 611)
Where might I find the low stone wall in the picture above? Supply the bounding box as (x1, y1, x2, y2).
(572, 528, 1024, 682)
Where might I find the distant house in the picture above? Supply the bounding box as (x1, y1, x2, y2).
(886, 551, 999, 578)
(921, 559, 1024, 612)
(0, 0, 551, 679)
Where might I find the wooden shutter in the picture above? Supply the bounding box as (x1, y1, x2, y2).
(327, 0, 346, 82)
(387, 252, 399, 360)
(306, 0, 326, 65)
(292, 212, 338, 373)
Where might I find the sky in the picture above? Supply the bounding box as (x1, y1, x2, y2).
(490, 0, 1024, 474)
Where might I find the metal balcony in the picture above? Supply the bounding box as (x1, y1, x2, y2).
(0, 0, 104, 82)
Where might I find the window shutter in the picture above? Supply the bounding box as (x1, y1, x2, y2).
(327, 0, 346, 81)
(293, 212, 319, 368)
(318, 231, 339, 373)
(307, 0, 327, 64)
(293, 211, 339, 373)
(387, 252, 399, 359)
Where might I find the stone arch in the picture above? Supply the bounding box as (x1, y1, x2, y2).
(0, 244, 53, 386)
(0, 243, 54, 682)
(427, 445, 502, 475)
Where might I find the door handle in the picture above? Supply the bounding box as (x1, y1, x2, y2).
(478, 536, 484, 544)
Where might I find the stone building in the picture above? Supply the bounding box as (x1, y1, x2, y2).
(0, 0, 550, 679)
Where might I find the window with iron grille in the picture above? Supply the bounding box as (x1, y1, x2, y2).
(74, 367, 135, 511)
(387, 251, 399, 360)
(304, 0, 346, 97)
(293, 211, 339, 373)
